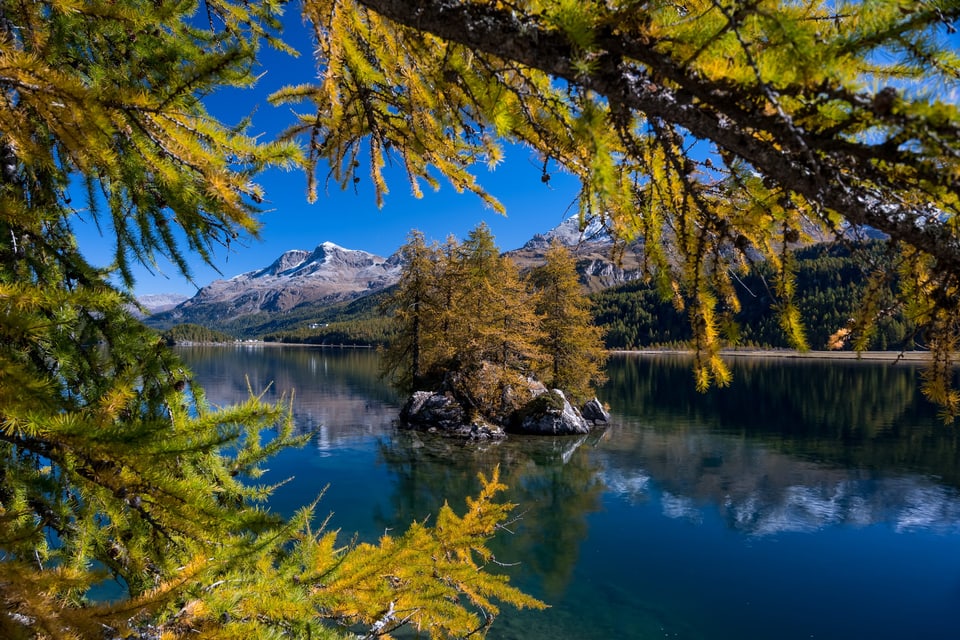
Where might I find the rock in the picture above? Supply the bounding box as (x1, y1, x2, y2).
(399, 373, 607, 440)
(399, 391, 465, 431)
(463, 421, 506, 441)
(398, 391, 506, 439)
(581, 397, 610, 424)
(511, 389, 590, 435)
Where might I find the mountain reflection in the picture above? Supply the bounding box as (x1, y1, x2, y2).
(598, 354, 960, 535)
(178, 347, 960, 537)
(597, 414, 960, 536)
(176, 347, 960, 639)
(177, 345, 402, 449)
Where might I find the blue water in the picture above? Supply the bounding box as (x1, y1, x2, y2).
(180, 346, 960, 639)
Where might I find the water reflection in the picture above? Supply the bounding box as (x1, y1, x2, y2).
(178, 345, 401, 450)
(599, 354, 960, 536)
(605, 353, 960, 487)
(179, 348, 960, 537)
(377, 432, 606, 597)
(175, 347, 960, 639)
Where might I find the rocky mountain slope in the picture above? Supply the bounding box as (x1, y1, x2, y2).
(506, 215, 645, 292)
(145, 242, 402, 332)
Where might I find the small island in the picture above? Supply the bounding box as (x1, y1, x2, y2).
(381, 224, 610, 438)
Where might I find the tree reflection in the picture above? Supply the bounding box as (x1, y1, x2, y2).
(599, 420, 960, 536)
(377, 432, 606, 597)
(603, 354, 960, 489)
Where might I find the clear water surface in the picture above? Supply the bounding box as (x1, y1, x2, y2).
(179, 346, 960, 640)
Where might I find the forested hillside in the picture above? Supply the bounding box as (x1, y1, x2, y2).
(162, 323, 237, 345)
(593, 241, 913, 351)
(261, 289, 396, 345)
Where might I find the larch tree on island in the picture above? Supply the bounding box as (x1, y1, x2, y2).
(287, 0, 960, 418)
(382, 225, 607, 433)
(377, 230, 440, 392)
(0, 1, 542, 638)
(446, 224, 548, 423)
(530, 240, 608, 404)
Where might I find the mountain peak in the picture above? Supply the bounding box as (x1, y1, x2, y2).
(253, 249, 312, 278)
(521, 215, 611, 251)
(144, 221, 637, 336)
(149, 241, 402, 327)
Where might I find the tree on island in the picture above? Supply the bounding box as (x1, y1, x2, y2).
(382, 225, 608, 434)
(447, 224, 547, 423)
(377, 230, 441, 391)
(290, 0, 960, 418)
(530, 240, 608, 404)
(0, 2, 541, 638)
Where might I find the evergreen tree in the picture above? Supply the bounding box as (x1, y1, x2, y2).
(451, 223, 530, 375)
(289, 0, 960, 415)
(163, 323, 236, 345)
(453, 223, 502, 366)
(462, 252, 547, 421)
(0, 2, 542, 636)
(380, 230, 441, 391)
(530, 240, 607, 403)
(432, 234, 466, 370)
(490, 257, 546, 378)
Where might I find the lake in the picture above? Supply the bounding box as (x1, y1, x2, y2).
(179, 346, 960, 639)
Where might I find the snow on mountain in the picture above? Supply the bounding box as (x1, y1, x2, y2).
(520, 214, 612, 251)
(134, 293, 189, 316)
(509, 214, 643, 292)
(147, 219, 638, 331)
(151, 242, 402, 326)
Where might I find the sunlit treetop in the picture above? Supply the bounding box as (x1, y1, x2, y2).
(282, 0, 960, 415)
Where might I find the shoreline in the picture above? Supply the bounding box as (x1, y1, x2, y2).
(610, 348, 935, 362)
(174, 342, 943, 364)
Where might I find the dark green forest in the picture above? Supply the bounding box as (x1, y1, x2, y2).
(594, 241, 914, 351)
(262, 290, 396, 346)
(162, 323, 237, 345)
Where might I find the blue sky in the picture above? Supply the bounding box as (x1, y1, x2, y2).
(70, 10, 582, 298)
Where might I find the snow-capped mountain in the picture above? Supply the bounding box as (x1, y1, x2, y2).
(136, 293, 189, 314)
(507, 215, 645, 292)
(519, 214, 612, 250)
(148, 242, 402, 327)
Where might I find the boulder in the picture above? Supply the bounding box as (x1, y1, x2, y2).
(581, 397, 610, 424)
(399, 391, 465, 431)
(511, 389, 590, 435)
(398, 391, 506, 439)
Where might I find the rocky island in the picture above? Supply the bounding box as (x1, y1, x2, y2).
(382, 226, 611, 440)
(399, 375, 610, 439)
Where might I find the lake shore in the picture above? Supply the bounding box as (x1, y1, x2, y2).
(611, 348, 935, 362)
(181, 342, 940, 364)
